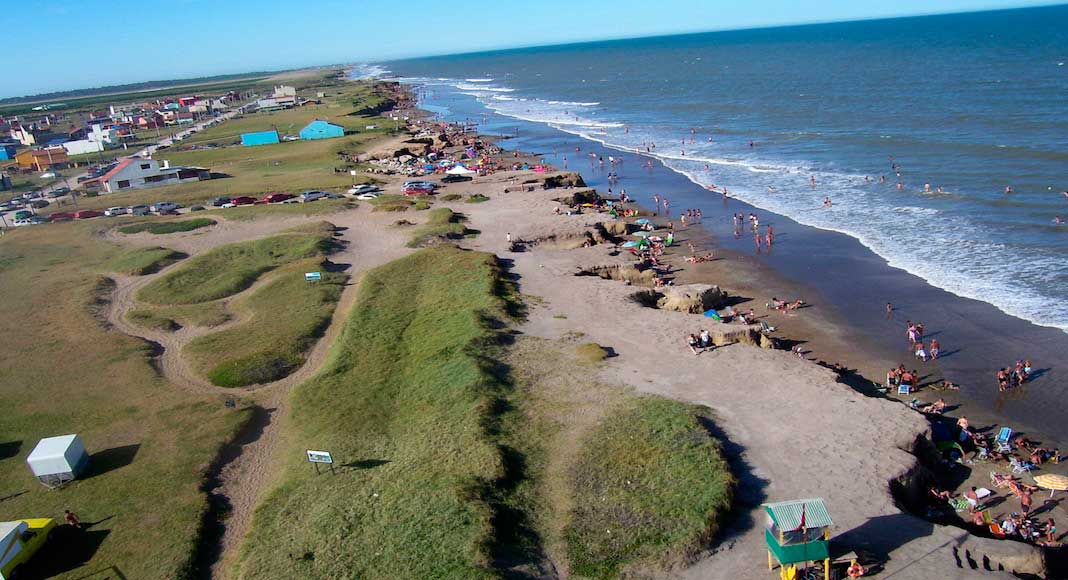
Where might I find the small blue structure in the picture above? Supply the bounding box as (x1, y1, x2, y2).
(299, 120, 344, 141)
(0, 144, 17, 160)
(240, 130, 280, 147)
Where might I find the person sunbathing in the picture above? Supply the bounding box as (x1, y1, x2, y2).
(921, 398, 946, 414)
(786, 299, 806, 311)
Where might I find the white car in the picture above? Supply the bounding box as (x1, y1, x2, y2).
(282, 135, 300, 142)
(300, 190, 328, 202)
(280, 197, 303, 204)
(12, 218, 37, 227)
(347, 184, 380, 195)
(355, 192, 379, 201)
(105, 206, 129, 217)
(39, 172, 57, 179)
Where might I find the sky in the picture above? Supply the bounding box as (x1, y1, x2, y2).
(2, 0, 1060, 98)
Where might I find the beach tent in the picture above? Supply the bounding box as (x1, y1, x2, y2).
(704, 309, 723, 321)
(26, 434, 89, 488)
(446, 165, 475, 175)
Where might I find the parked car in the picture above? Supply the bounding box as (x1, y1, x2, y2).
(129, 205, 150, 216)
(325, 193, 345, 199)
(263, 193, 293, 204)
(441, 174, 473, 183)
(50, 187, 71, 197)
(300, 190, 328, 202)
(355, 192, 379, 201)
(210, 196, 232, 207)
(347, 184, 380, 195)
(12, 218, 37, 227)
(48, 212, 76, 222)
(151, 202, 181, 213)
(279, 197, 302, 204)
(39, 172, 57, 179)
(105, 206, 128, 217)
(0, 518, 58, 580)
(281, 135, 300, 142)
(189, 205, 206, 212)
(27, 199, 49, 209)
(13, 210, 35, 221)
(403, 180, 437, 189)
(75, 209, 104, 219)
(223, 196, 256, 208)
(402, 184, 435, 195)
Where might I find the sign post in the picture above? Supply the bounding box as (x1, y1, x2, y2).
(304, 272, 322, 282)
(306, 450, 334, 475)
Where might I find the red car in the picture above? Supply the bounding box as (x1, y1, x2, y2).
(75, 210, 104, 219)
(402, 185, 435, 195)
(48, 212, 76, 222)
(229, 196, 256, 206)
(262, 193, 293, 204)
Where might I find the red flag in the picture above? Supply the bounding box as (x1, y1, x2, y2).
(793, 504, 807, 533)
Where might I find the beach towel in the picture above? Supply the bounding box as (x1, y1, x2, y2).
(703, 309, 722, 321)
(949, 497, 970, 511)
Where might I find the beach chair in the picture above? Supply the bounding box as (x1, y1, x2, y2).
(995, 427, 1013, 453)
(897, 384, 911, 395)
(759, 320, 776, 334)
(1010, 457, 1036, 474)
(989, 522, 1007, 538)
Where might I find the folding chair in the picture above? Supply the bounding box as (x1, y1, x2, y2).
(995, 427, 1013, 453)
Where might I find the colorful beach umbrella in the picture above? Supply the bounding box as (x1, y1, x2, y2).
(1033, 473, 1068, 498)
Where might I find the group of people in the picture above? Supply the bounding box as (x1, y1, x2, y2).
(686, 329, 714, 355)
(905, 320, 941, 362)
(996, 360, 1033, 391)
(769, 297, 805, 312)
(885, 365, 922, 391)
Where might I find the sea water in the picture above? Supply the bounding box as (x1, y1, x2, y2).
(375, 5, 1068, 334)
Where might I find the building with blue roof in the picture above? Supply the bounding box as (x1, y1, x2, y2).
(299, 120, 344, 141)
(240, 130, 280, 147)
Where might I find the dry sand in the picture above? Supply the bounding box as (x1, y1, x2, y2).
(446, 173, 1044, 578)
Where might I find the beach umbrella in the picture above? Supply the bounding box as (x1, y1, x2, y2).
(1033, 473, 1068, 498)
(635, 218, 651, 224)
(704, 309, 722, 321)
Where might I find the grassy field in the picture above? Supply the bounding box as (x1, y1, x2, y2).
(407, 208, 472, 247)
(500, 337, 734, 579)
(237, 247, 514, 579)
(0, 221, 251, 579)
(137, 224, 335, 305)
(184, 258, 346, 387)
(109, 246, 188, 275)
(117, 217, 216, 235)
(128, 302, 231, 332)
(564, 398, 734, 578)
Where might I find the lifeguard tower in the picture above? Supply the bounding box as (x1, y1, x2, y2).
(764, 498, 833, 580)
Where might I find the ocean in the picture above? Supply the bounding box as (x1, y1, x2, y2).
(376, 5, 1068, 334)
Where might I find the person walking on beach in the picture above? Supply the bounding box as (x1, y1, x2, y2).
(915, 341, 928, 362)
(886, 302, 893, 319)
(1021, 489, 1033, 515)
(930, 338, 940, 360)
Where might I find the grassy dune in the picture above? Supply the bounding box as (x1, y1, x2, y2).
(109, 246, 187, 275)
(184, 258, 346, 387)
(565, 398, 734, 578)
(0, 221, 250, 579)
(237, 247, 511, 579)
(137, 226, 334, 305)
(407, 208, 472, 247)
(118, 218, 216, 235)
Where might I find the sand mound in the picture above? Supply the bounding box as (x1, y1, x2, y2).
(553, 189, 601, 206)
(658, 284, 729, 314)
(577, 264, 656, 285)
(542, 172, 586, 189)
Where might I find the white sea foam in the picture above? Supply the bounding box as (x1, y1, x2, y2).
(409, 78, 1068, 333)
(349, 64, 390, 80)
(465, 78, 495, 82)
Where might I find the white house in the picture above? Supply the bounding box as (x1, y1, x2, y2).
(63, 139, 105, 156)
(84, 157, 211, 193)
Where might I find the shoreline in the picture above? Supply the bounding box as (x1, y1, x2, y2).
(400, 84, 1068, 567)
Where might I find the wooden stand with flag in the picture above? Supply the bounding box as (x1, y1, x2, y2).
(763, 498, 833, 580)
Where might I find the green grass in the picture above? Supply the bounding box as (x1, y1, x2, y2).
(565, 398, 734, 578)
(369, 194, 414, 212)
(407, 208, 471, 248)
(184, 258, 345, 388)
(206, 198, 352, 221)
(127, 302, 231, 332)
(413, 200, 432, 210)
(137, 225, 335, 305)
(237, 247, 512, 579)
(118, 218, 216, 235)
(0, 220, 251, 579)
(440, 193, 462, 202)
(465, 194, 490, 203)
(574, 342, 608, 363)
(109, 246, 187, 275)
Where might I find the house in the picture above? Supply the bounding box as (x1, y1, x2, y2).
(299, 120, 344, 140)
(0, 143, 17, 160)
(240, 130, 280, 146)
(256, 85, 299, 111)
(15, 147, 70, 171)
(63, 139, 105, 156)
(11, 125, 66, 147)
(82, 157, 210, 193)
(178, 96, 198, 107)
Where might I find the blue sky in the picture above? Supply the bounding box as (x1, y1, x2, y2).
(2, 0, 1058, 97)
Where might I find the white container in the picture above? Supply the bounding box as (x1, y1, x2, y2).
(26, 434, 90, 488)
